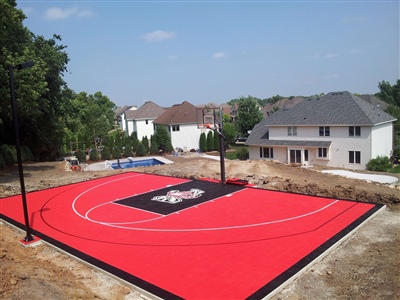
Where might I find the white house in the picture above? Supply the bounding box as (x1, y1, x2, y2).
(245, 91, 396, 170)
(114, 105, 136, 132)
(124, 101, 166, 141)
(154, 101, 202, 151)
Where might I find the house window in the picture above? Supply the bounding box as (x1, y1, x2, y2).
(260, 147, 274, 158)
(145, 119, 148, 125)
(288, 126, 297, 136)
(172, 125, 180, 132)
(319, 126, 330, 136)
(318, 147, 328, 158)
(349, 126, 361, 137)
(349, 151, 361, 164)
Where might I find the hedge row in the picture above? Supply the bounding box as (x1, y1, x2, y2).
(0, 144, 34, 168)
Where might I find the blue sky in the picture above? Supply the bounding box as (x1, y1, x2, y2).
(19, 0, 399, 108)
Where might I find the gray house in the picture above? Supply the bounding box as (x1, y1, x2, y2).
(245, 91, 396, 170)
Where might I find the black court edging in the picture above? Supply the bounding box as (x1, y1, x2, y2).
(0, 214, 184, 300)
(245, 203, 384, 300)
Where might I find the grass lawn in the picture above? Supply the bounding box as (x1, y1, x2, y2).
(226, 144, 247, 160)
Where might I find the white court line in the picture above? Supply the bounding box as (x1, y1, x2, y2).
(72, 176, 340, 233)
(72, 174, 190, 220)
(72, 173, 145, 219)
(84, 199, 340, 232)
(85, 202, 166, 225)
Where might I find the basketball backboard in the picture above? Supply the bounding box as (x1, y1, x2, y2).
(196, 107, 222, 130)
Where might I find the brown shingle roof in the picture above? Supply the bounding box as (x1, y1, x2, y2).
(125, 101, 166, 120)
(154, 101, 197, 125)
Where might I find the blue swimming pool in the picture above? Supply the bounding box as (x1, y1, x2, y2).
(111, 158, 164, 169)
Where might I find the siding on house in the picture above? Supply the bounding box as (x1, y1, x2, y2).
(154, 101, 202, 151)
(245, 91, 396, 170)
(125, 101, 166, 140)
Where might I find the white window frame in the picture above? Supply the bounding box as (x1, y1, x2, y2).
(172, 125, 180, 132)
(349, 126, 361, 137)
(317, 147, 329, 159)
(349, 151, 361, 164)
(287, 126, 297, 136)
(319, 126, 330, 137)
(260, 147, 274, 159)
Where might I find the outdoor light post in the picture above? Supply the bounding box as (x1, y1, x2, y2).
(8, 61, 35, 242)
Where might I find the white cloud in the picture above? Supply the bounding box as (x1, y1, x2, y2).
(77, 10, 93, 18)
(142, 30, 176, 42)
(212, 52, 226, 59)
(325, 53, 338, 59)
(45, 7, 92, 20)
(342, 16, 366, 23)
(324, 74, 339, 79)
(349, 49, 363, 54)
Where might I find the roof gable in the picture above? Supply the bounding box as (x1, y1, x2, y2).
(125, 101, 165, 120)
(263, 91, 395, 126)
(114, 105, 134, 117)
(154, 101, 197, 125)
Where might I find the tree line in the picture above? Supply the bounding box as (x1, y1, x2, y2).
(1, 0, 398, 167)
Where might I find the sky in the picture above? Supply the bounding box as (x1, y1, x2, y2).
(18, 0, 399, 108)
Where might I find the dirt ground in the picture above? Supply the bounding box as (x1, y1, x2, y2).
(1, 155, 399, 299)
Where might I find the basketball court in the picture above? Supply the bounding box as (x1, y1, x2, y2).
(0, 172, 383, 299)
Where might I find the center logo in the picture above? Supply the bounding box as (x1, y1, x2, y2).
(151, 189, 205, 204)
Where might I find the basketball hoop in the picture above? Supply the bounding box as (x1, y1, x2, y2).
(196, 106, 226, 183)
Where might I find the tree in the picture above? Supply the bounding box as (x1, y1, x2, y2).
(376, 80, 400, 106)
(136, 142, 146, 157)
(376, 80, 400, 151)
(154, 125, 173, 152)
(213, 131, 220, 151)
(123, 138, 133, 157)
(223, 123, 236, 145)
(101, 146, 111, 160)
(0, 2, 73, 160)
(235, 96, 263, 137)
(207, 131, 214, 151)
(149, 135, 158, 154)
(142, 136, 149, 154)
(69, 91, 116, 150)
(199, 133, 207, 152)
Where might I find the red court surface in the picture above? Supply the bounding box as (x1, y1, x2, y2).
(0, 172, 383, 299)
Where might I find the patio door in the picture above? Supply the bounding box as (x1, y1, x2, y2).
(289, 149, 302, 164)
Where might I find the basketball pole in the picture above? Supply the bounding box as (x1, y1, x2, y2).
(218, 108, 226, 184)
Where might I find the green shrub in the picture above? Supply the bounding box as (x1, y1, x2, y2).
(236, 147, 249, 160)
(0, 145, 17, 165)
(112, 146, 121, 159)
(149, 141, 158, 155)
(366, 156, 392, 172)
(21, 146, 34, 162)
(136, 142, 146, 157)
(213, 131, 220, 151)
(123, 139, 134, 157)
(89, 148, 99, 161)
(75, 149, 86, 162)
(142, 136, 149, 154)
(199, 133, 207, 152)
(207, 131, 214, 151)
(0, 153, 5, 168)
(101, 146, 111, 160)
